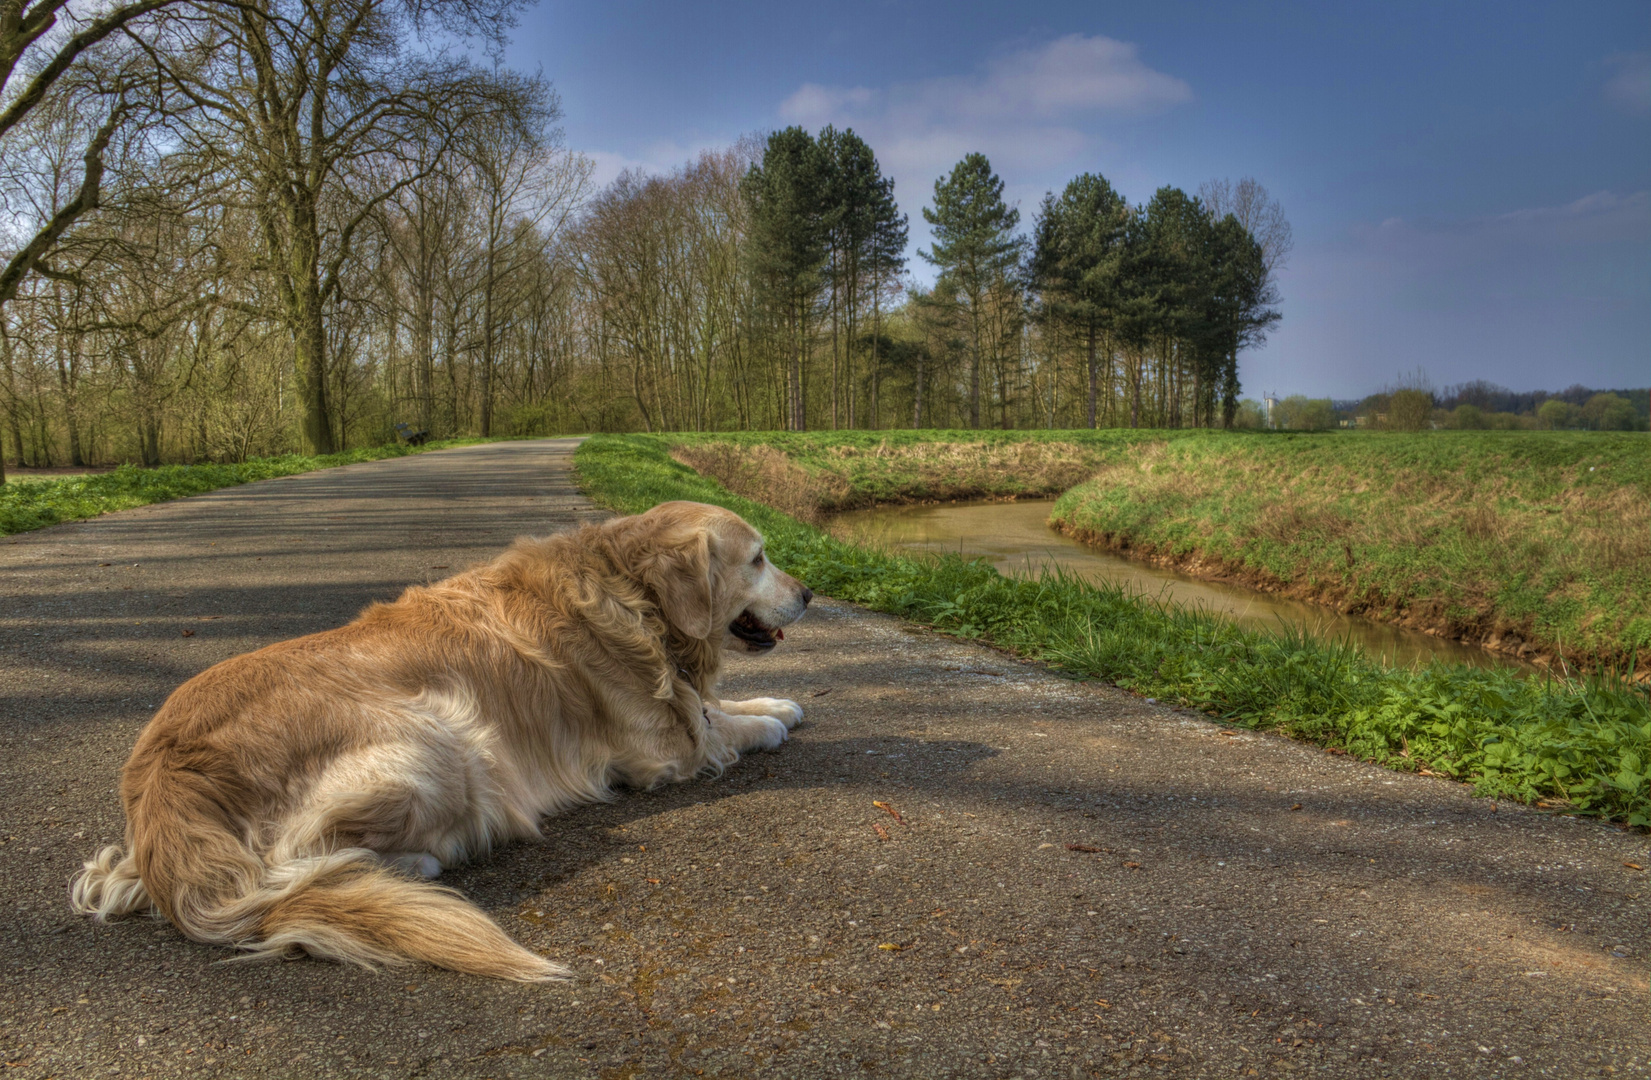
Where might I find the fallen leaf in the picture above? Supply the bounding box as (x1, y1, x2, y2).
(1289, 804, 1303, 811)
(872, 823, 891, 842)
(873, 800, 905, 825)
(1625, 862, 1645, 872)
(1123, 861, 1142, 870)
(646, 878, 662, 885)
(1065, 843, 1104, 853)
(877, 942, 904, 952)
(180, 629, 195, 638)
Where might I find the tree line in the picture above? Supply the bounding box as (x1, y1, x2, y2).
(1, 6, 1292, 474)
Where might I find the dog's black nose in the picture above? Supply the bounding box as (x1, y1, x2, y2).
(801, 587, 814, 606)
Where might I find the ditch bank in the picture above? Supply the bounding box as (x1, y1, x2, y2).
(671, 430, 1651, 677)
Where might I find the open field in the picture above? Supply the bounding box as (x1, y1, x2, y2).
(578, 434, 1651, 828)
(0, 439, 495, 536)
(671, 429, 1651, 673)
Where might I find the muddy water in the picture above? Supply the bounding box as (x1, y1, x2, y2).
(832, 499, 1520, 671)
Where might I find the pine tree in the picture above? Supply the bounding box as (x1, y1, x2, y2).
(1030, 172, 1128, 428)
(742, 128, 827, 430)
(920, 153, 1023, 428)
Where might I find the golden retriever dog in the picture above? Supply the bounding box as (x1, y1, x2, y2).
(69, 501, 812, 981)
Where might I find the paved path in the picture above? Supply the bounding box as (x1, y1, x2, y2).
(1, 439, 1647, 1080)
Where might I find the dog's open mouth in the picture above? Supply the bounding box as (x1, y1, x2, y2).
(729, 610, 783, 650)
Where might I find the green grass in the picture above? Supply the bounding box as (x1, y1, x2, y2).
(576, 433, 1651, 828)
(0, 439, 494, 536)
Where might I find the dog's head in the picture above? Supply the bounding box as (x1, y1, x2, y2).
(619, 501, 812, 652)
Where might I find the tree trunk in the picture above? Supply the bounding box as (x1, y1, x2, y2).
(287, 196, 336, 454)
(1086, 322, 1097, 429)
(913, 348, 924, 428)
(479, 243, 496, 437)
(968, 306, 982, 428)
(1221, 347, 1239, 429)
(295, 281, 334, 453)
(1129, 352, 1142, 428)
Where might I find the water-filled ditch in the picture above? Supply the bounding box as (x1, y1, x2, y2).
(831, 499, 1522, 671)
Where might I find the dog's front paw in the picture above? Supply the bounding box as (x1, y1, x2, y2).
(753, 697, 804, 728)
(750, 716, 790, 751)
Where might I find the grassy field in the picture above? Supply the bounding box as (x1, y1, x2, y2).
(576, 433, 1651, 827)
(0, 439, 493, 536)
(669, 429, 1650, 673)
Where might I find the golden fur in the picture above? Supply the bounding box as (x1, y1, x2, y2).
(70, 501, 813, 981)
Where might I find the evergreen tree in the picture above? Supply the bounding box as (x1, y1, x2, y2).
(920, 153, 1023, 428)
(1030, 172, 1128, 428)
(742, 127, 827, 430)
(818, 127, 905, 428)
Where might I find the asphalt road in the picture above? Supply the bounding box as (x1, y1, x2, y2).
(2, 438, 1647, 1080)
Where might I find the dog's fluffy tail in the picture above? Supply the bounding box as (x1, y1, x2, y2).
(239, 852, 567, 981)
(70, 783, 563, 982)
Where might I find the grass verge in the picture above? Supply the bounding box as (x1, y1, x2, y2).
(576, 433, 1651, 827)
(0, 439, 494, 536)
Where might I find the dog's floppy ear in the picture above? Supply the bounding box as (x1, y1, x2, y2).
(643, 530, 717, 640)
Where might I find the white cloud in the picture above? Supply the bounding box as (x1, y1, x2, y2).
(583, 150, 650, 192)
(1603, 51, 1651, 114)
(778, 33, 1190, 193)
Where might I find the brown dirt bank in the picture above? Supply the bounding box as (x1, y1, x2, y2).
(671, 440, 1097, 525)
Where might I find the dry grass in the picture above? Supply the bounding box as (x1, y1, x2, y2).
(670, 443, 849, 526)
(675, 437, 1107, 515)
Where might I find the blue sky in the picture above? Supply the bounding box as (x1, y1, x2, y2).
(507, 1, 1649, 400)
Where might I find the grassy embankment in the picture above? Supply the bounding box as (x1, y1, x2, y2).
(1050, 432, 1651, 674)
(0, 438, 493, 536)
(671, 429, 1651, 674)
(579, 432, 1651, 827)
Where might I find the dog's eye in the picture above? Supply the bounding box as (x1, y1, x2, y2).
(752, 551, 764, 566)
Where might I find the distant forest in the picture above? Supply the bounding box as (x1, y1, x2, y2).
(1255, 380, 1650, 433)
(0, 0, 1640, 472)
